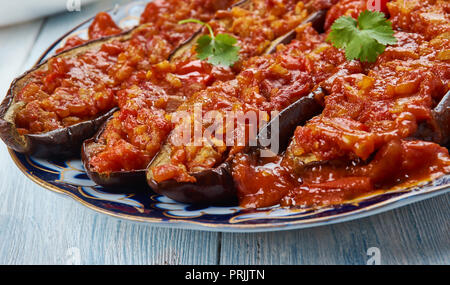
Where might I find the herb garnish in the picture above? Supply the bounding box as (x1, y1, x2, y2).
(327, 10, 397, 63)
(179, 19, 241, 67)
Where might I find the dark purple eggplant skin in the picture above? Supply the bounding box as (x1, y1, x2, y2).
(432, 90, 450, 147)
(81, 119, 148, 192)
(148, 161, 237, 205)
(1, 105, 118, 158)
(253, 88, 325, 155)
(413, 90, 450, 148)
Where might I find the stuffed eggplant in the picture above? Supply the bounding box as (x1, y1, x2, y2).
(82, 116, 147, 190)
(0, 35, 131, 157)
(232, 0, 450, 209)
(148, 0, 450, 207)
(82, 0, 321, 190)
(147, 9, 340, 204)
(147, 87, 325, 204)
(233, 88, 450, 208)
(0, 0, 236, 158)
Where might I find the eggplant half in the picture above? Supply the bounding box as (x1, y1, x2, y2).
(81, 95, 185, 191)
(148, 143, 237, 205)
(146, 10, 329, 205)
(0, 27, 138, 158)
(147, 88, 325, 204)
(81, 117, 148, 192)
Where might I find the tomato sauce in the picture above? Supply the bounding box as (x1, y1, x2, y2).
(88, 12, 123, 40)
(324, 0, 366, 30)
(233, 0, 450, 209)
(388, 0, 450, 41)
(151, 20, 353, 183)
(14, 0, 234, 136)
(90, 0, 311, 174)
(55, 12, 123, 54)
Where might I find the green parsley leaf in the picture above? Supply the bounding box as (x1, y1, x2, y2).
(327, 10, 397, 63)
(179, 19, 241, 67)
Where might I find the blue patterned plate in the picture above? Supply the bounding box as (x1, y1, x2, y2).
(8, 1, 450, 232)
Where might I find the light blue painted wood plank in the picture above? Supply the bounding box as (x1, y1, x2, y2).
(220, 194, 449, 265)
(0, 20, 43, 97)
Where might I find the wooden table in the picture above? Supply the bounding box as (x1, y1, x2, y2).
(0, 0, 448, 265)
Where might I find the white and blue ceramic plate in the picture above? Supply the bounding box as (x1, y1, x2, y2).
(9, 1, 450, 232)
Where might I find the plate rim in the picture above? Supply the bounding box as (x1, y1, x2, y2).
(9, 148, 450, 232)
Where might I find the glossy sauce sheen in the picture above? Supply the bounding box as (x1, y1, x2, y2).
(232, 0, 450, 208)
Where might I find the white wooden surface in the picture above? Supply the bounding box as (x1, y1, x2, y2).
(0, 0, 448, 265)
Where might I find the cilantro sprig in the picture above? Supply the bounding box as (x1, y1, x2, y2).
(179, 19, 240, 67)
(327, 10, 397, 63)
